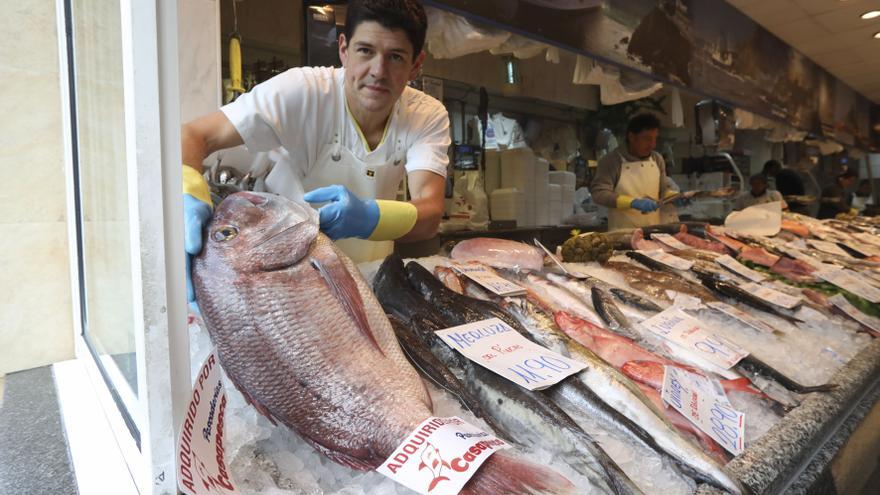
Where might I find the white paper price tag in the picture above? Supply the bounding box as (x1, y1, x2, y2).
(451, 262, 526, 296)
(637, 250, 694, 271)
(651, 233, 691, 251)
(377, 417, 509, 495)
(829, 294, 880, 333)
(740, 282, 803, 309)
(715, 254, 767, 282)
(853, 232, 880, 249)
(177, 350, 240, 495)
(840, 241, 880, 258)
(436, 318, 586, 390)
(662, 367, 745, 456)
(639, 308, 748, 369)
(707, 301, 778, 334)
(808, 239, 852, 258)
(816, 267, 880, 303)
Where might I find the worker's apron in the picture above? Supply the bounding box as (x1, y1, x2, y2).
(266, 102, 409, 264)
(607, 153, 662, 230)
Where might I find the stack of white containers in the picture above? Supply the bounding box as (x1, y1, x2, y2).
(500, 148, 536, 226)
(534, 158, 550, 225)
(549, 171, 576, 223)
(548, 184, 562, 225)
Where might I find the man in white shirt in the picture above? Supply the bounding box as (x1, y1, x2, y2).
(734, 174, 787, 211)
(181, 0, 450, 309)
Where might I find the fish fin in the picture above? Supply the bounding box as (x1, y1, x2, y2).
(311, 254, 385, 356)
(301, 435, 378, 471)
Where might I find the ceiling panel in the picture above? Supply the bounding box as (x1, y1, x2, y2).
(727, 0, 880, 103)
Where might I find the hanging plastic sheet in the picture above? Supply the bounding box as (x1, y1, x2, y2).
(573, 56, 662, 105)
(425, 8, 510, 59)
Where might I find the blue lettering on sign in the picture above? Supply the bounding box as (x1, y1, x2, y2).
(709, 400, 741, 451)
(445, 322, 511, 349)
(508, 364, 545, 384)
(653, 314, 684, 335)
(667, 376, 684, 409)
(694, 335, 732, 357)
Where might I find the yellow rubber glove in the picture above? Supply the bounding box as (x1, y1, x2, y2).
(616, 194, 635, 209)
(369, 200, 418, 241)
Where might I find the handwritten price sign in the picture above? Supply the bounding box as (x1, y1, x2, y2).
(450, 262, 526, 296)
(435, 318, 586, 390)
(662, 366, 745, 456)
(639, 308, 748, 369)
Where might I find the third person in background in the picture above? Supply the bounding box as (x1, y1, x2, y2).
(734, 174, 787, 211)
(590, 113, 682, 229)
(817, 169, 857, 219)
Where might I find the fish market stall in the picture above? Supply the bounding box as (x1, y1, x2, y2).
(186, 192, 880, 495)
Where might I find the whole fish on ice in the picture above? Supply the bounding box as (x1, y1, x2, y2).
(192, 192, 576, 494)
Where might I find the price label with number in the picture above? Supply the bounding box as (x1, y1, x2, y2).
(816, 267, 880, 303)
(829, 294, 880, 333)
(450, 262, 526, 297)
(637, 250, 694, 271)
(639, 308, 748, 369)
(435, 318, 586, 390)
(651, 233, 691, 251)
(808, 239, 852, 258)
(715, 254, 767, 282)
(662, 366, 745, 456)
(740, 282, 803, 309)
(706, 301, 779, 334)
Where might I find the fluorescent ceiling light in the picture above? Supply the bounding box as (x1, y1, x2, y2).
(861, 11, 880, 20)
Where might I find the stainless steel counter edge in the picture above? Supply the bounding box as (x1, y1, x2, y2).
(696, 338, 880, 495)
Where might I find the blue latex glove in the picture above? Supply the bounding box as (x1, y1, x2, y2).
(631, 198, 659, 213)
(184, 194, 212, 312)
(303, 185, 380, 240)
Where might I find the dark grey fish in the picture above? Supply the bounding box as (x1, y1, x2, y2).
(609, 288, 664, 313)
(697, 276, 803, 325)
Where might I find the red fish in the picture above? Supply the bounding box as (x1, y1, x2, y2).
(673, 225, 728, 254)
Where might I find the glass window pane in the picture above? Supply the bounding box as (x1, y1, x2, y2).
(71, 0, 138, 396)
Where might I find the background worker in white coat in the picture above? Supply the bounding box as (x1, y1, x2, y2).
(181, 0, 450, 309)
(589, 113, 679, 229)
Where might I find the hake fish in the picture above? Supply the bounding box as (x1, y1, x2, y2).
(398, 262, 641, 495)
(193, 192, 577, 494)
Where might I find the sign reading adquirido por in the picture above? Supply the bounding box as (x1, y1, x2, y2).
(377, 417, 510, 495)
(177, 350, 239, 495)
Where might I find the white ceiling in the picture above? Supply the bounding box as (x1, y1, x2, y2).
(727, 0, 880, 103)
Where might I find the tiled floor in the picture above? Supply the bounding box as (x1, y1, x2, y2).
(0, 375, 5, 408)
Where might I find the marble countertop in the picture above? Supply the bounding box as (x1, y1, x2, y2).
(698, 339, 880, 495)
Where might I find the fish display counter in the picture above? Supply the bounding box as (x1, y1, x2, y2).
(187, 192, 880, 495)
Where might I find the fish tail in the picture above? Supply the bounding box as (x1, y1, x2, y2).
(462, 453, 578, 495)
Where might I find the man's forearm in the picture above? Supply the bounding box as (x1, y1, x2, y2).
(399, 198, 443, 242)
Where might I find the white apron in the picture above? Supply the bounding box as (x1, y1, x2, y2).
(266, 101, 409, 264)
(607, 153, 662, 230)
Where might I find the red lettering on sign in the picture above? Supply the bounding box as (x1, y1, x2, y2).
(214, 395, 234, 491)
(450, 457, 469, 472)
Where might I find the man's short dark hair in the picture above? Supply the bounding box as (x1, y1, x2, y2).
(626, 113, 661, 135)
(749, 173, 767, 184)
(763, 159, 782, 175)
(345, 0, 428, 59)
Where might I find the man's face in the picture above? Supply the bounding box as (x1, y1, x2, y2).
(627, 128, 659, 159)
(339, 21, 424, 116)
(750, 178, 767, 196)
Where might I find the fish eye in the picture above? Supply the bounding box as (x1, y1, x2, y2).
(212, 225, 239, 242)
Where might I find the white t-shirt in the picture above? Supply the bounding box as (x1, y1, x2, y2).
(221, 66, 450, 184)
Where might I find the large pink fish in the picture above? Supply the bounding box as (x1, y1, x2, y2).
(193, 192, 575, 494)
(450, 237, 545, 271)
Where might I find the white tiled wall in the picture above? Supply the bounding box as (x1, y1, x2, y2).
(0, 1, 74, 375)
